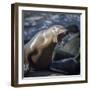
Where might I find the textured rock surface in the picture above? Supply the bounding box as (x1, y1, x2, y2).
(54, 33, 80, 60)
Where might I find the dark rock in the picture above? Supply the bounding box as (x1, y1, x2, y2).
(49, 58, 80, 75)
(53, 33, 80, 60)
(24, 69, 63, 77)
(66, 25, 79, 34)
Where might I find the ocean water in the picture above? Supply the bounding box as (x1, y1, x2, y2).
(22, 10, 80, 44)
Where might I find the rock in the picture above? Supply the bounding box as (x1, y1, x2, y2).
(53, 33, 80, 60)
(49, 58, 80, 75)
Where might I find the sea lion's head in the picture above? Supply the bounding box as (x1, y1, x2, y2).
(51, 25, 67, 35)
(50, 25, 67, 42)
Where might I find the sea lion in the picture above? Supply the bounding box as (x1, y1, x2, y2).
(24, 25, 67, 71)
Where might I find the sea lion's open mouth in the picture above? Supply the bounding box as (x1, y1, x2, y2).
(57, 32, 67, 42)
